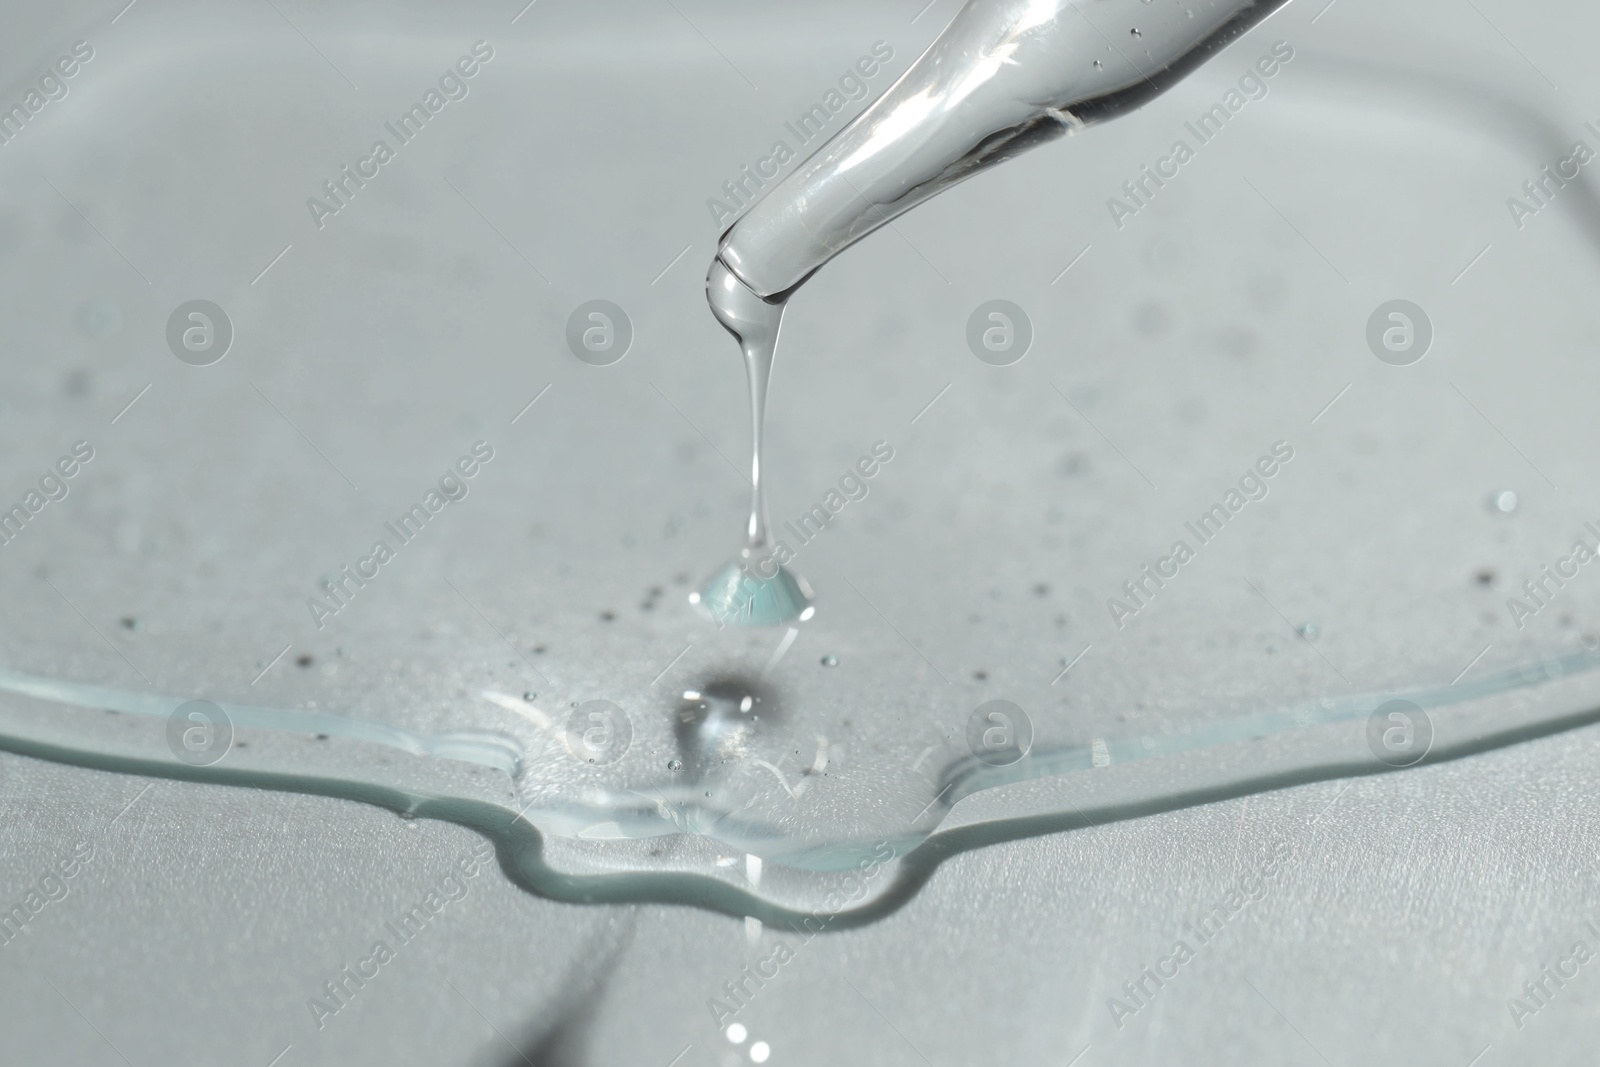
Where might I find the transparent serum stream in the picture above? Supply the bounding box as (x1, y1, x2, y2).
(689, 261, 814, 628)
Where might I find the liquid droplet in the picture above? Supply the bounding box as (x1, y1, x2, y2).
(1093, 59, 1103, 69)
(1130, 27, 1142, 37)
(695, 260, 814, 627)
(522, 691, 537, 702)
(1489, 490, 1519, 514)
(693, 555, 813, 628)
(674, 676, 778, 775)
(667, 759, 683, 772)
(820, 654, 839, 667)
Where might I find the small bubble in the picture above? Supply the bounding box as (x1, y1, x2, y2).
(1489, 490, 1519, 514)
(1130, 27, 1142, 36)
(119, 616, 141, 631)
(1297, 623, 1320, 639)
(1475, 568, 1496, 587)
(296, 654, 314, 668)
(1093, 59, 1103, 69)
(600, 611, 616, 622)
(667, 759, 683, 771)
(523, 691, 537, 701)
(820, 654, 839, 667)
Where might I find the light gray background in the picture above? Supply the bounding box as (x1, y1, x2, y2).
(2, 0, 1600, 1064)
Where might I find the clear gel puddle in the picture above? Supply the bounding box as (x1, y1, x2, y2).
(4, 648, 1600, 923)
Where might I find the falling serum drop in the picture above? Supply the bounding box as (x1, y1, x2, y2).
(689, 260, 814, 627)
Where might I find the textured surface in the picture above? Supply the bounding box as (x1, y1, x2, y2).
(3, 0, 1600, 1063)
